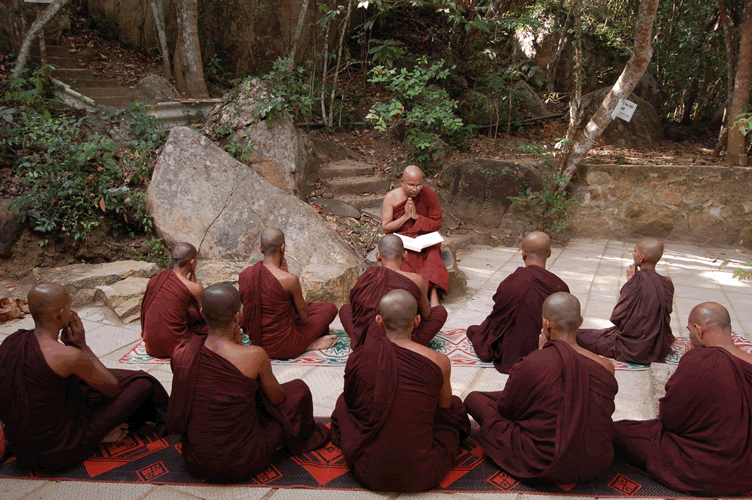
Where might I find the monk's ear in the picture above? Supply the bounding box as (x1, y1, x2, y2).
(375, 314, 385, 328)
(412, 314, 421, 330)
(548, 249, 552, 258)
(258, 244, 264, 254)
(376, 252, 382, 262)
(402, 250, 407, 261)
(280, 243, 286, 254)
(578, 315, 583, 329)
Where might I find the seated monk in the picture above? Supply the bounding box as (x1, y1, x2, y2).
(141, 242, 208, 358)
(465, 293, 618, 483)
(466, 231, 569, 373)
(332, 290, 471, 492)
(614, 302, 752, 496)
(239, 227, 337, 359)
(167, 284, 330, 482)
(382, 165, 448, 304)
(0, 284, 169, 471)
(578, 238, 674, 364)
(340, 234, 447, 348)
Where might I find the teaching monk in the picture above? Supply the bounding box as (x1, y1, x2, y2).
(0, 284, 169, 471)
(465, 293, 618, 483)
(578, 238, 674, 364)
(614, 302, 752, 496)
(340, 234, 447, 348)
(382, 165, 448, 304)
(167, 284, 330, 482)
(332, 290, 471, 492)
(466, 231, 569, 373)
(239, 227, 338, 359)
(141, 242, 208, 358)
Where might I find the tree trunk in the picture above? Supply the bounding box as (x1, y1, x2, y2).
(151, 0, 172, 80)
(174, 0, 208, 98)
(557, 0, 660, 190)
(328, 0, 353, 128)
(547, 0, 574, 94)
(714, 0, 735, 156)
(288, 0, 312, 63)
(11, 0, 70, 79)
(727, 0, 752, 165)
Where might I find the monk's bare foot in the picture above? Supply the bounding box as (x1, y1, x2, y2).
(306, 334, 337, 351)
(429, 287, 440, 308)
(102, 423, 129, 443)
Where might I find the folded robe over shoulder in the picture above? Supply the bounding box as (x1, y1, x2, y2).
(465, 341, 618, 483)
(466, 265, 569, 373)
(577, 268, 674, 364)
(392, 187, 449, 294)
(141, 269, 208, 358)
(339, 267, 447, 349)
(239, 262, 337, 359)
(331, 334, 471, 492)
(0, 329, 169, 471)
(614, 346, 752, 496)
(167, 336, 330, 482)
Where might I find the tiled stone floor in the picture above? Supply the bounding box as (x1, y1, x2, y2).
(1, 238, 750, 499)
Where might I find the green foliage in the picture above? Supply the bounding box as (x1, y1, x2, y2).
(509, 175, 578, 234)
(137, 236, 172, 268)
(224, 133, 254, 162)
(733, 112, 752, 137)
(720, 250, 752, 282)
(254, 58, 318, 122)
(368, 39, 405, 68)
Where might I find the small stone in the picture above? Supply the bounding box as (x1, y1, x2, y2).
(300, 264, 360, 307)
(95, 277, 151, 323)
(625, 203, 677, 237)
(586, 170, 611, 186)
(317, 198, 361, 218)
(659, 188, 683, 206)
(612, 179, 633, 199)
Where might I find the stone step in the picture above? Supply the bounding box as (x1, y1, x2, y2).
(47, 56, 81, 69)
(318, 160, 375, 179)
(52, 67, 97, 80)
(337, 194, 383, 211)
(92, 96, 133, 108)
(83, 88, 130, 98)
(31, 45, 72, 58)
(323, 176, 390, 196)
(63, 78, 121, 89)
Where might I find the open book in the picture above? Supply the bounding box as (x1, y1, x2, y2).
(396, 232, 444, 252)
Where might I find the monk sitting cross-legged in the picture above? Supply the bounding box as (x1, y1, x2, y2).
(382, 165, 448, 304)
(141, 242, 208, 358)
(466, 231, 569, 373)
(167, 284, 330, 482)
(239, 227, 337, 359)
(0, 284, 169, 471)
(332, 289, 471, 492)
(465, 293, 618, 483)
(614, 302, 752, 496)
(340, 234, 447, 349)
(578, 238, 674, 364)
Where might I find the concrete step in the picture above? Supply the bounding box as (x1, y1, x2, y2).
(83, 88, 129, 98)
(318, 160, 375, 179)
(92, 96, 133, 108)
(323, 176, 390, 196)
(46, 56, 80, 69)
(64, 78, 121, 89)
(52, 68, 97, 80)
(337, 194, 384, 211)
(31, 45, 72, 58)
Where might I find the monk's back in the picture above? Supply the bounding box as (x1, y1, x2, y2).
(142, 270, 197, 356)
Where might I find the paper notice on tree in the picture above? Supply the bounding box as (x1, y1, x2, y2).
(396, 232, 444, 252)
(611, 99, 637, 122)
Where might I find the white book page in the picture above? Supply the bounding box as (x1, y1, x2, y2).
(396, 232, 444, 252)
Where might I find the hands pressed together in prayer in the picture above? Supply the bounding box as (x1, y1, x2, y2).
(626, 263, 638, 281)
(61, 310, 87, 350)
(405, 198, 419, 220)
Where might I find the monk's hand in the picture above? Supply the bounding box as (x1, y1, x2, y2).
(538, 330, 547, 349)
(406, 199, 418, 219)
(626, 264, 637, 281)
(62, 310, 87, 349)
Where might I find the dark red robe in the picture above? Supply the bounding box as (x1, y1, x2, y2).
(466, 265, 569, 373)
(331, 334, 471, 492)
(614, 346, 752, 496)
(392, 187, 449, 294)
(0, 329, 169, 471)
(166, 336, 330, 482)
(141, 269, 208, 358)
(465, 341, 618, 483)
(339, 267, 447, 349)
(239, 262, 337, 359)
(577, 268, 674, 364)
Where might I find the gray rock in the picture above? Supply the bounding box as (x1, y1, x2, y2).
(0, 198, 24, 257)
(127, 74, 180, 104)
(147, 127, 359, 277)
(300, 264, 360, 307)
(95, 277, 151, 324)
(309, 136, 349, 163)
(212, 78, 271, 130)
(196, 261, 249, 289)
(317, 198, 360, 218)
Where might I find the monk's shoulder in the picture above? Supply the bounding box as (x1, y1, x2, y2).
(221, 343, 267, 379)
(275, 270, 300, 290)
(413, 343, 449, 373)
(574, 346, 615, 375)
(383, 187, 403, 205)
(38, 340, 85, 376)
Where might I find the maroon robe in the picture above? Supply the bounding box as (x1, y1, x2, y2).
(466, 265, 569, 373)
(0, 329, 169, 470)
(465, 341, 618, 483)
(392, 187, 449, 294)
(141, 269, 208, 358)
(339, 267, 447, 349)
(239, 262, 337, 359)
(331, 334, 471, 492)
(577, 268, 674, 364)
(614, 346, 752, 496)
(167, 336, 330, 482)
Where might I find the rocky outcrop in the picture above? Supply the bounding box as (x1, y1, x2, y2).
(300, 264, 360, 307)
(196, 261, 249, 289)
(147, 127, 359, 276)
(95, 277, 150, 324)
(127, 74, 180, 104)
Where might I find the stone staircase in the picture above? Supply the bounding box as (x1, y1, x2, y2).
(317, 159, 391, 217)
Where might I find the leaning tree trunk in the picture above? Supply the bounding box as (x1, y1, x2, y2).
(556, 0, 660, 191)
(727, 0, 752, 165)
(150, 0, 172, 80)
(174, 0, 208, 98)
(714, 0, 735, 156)
(288, 0, 312, 63)
(11, 0, 70, 79)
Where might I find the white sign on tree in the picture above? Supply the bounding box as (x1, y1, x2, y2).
(611, 99, 638, 122)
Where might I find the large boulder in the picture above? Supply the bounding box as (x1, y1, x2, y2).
(94, 277, 150, 324)
(0, 199, 24, 258)
(300, 264, 360, 307)
(147, 127, 359, 277)
(196, 261, 249, 289)
(127, 74, 180, 104)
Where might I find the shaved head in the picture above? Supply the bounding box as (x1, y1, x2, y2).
(403, 165, 423, 182)
(542, 292, 582, 334)
(401, 165, 424, 198)
(378, 234, 404, 262)
(522, 231, 551, 259)
(201, 284, 242, 329)
(172, 242, 197, 268)
(28, 283, 70, 323)
(689, 302, 732, 332)
(379, 289, 418, 332)
(260, 227, 285, 255)
(636, 238, 664, 265)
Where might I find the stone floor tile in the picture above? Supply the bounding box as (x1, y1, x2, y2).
(450, 366, 480, 397)
(613, 370, 656, 421)
(582, 302, 615, 319)
(26, 481, 156, 499)
(144, 486, 204, 499)
(100, 339, 141, 370)
(171, 485, 272, 500)
(444, 309, 486, 331)
(466, 248, 518, 263)
(0, 316, 34, 334)
(650, 363, 678, 400)
(551, 269, 598, 283)
(76, 304, 122, 325)
(301, 366, 345, 414)
(83, 324, 143, 358)
(580, 317, 613, 330)
(672, 286, 727, 302)
(667, 272, 720, 291)
(0, 479, 47, 500)
(269, 488, 392, 499)
(272, 365, 318, 384)
(673, 298, 701, 324)
(465, 367, 508, 395)
(463, 294, 495, 314)
(457, 259, 502, 277)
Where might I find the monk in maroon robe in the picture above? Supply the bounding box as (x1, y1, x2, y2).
(467, 232, 569, 373)
(167, 284, 330, 482)
(382, 165, 448, 302)
(239, 227, 337, 359)
(332, 290, 471, 492)
(466, 293, 618, 483)
(340, 234, 447, 348)
(0, 284, 168, 471)
(614, 302, 752, 496)
(578, 238, 674, 364)
(141, 242, 208, 358)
